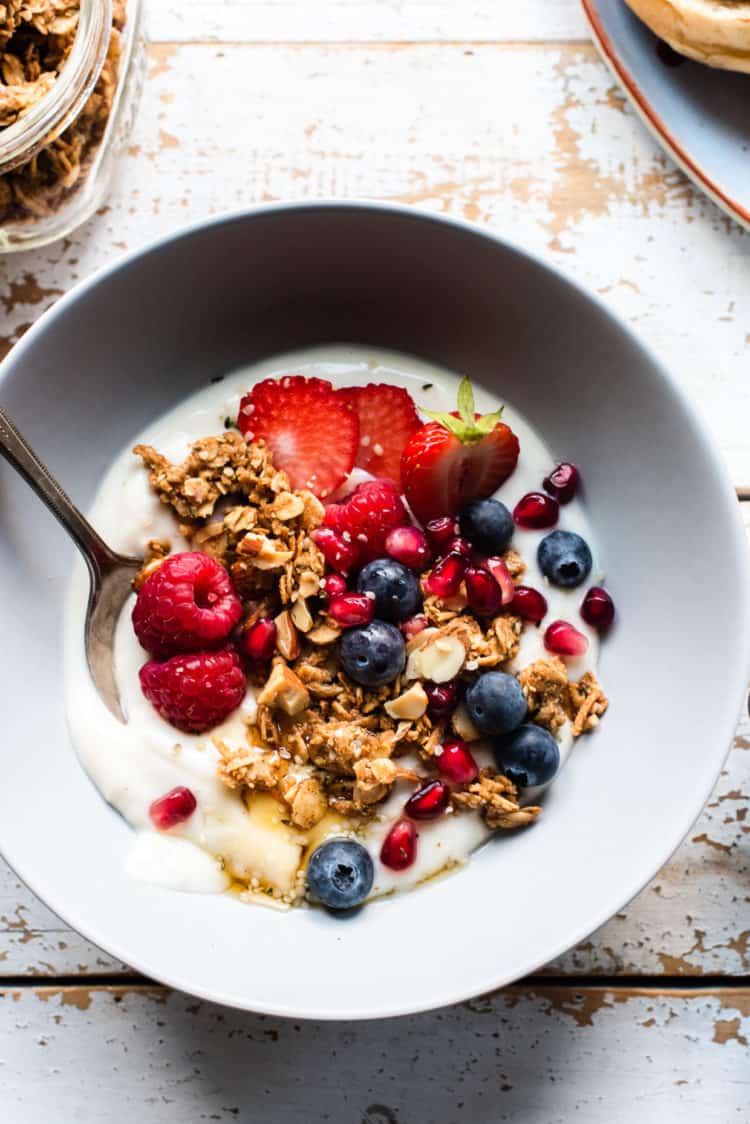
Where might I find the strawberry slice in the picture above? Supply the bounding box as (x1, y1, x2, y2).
(342, 383, 422, 484)
(400, 377, 520, 523)
(237, 376, 359, 498)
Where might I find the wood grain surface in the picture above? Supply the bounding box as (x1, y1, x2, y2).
(149, 1, 590, 43)
(1, 984, 749, 1121)
(1, 3, 748, 1118)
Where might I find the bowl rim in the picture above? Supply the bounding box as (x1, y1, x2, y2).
(2, 199, 749, 1019)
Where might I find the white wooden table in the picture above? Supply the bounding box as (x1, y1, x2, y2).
(2, 3, 749, 1118)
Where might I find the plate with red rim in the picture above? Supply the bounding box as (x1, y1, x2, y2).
(582, 0, 750, 231)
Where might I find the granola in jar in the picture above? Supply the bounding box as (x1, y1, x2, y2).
(0, 0, 143, 249)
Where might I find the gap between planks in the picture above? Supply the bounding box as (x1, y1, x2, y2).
(146, 38, 593, 48)
(2, 973, 750, 993)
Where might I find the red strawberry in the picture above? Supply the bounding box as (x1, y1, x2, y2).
(400, 377, 519, 523)
(322, 478, 406, 564)
(341, 383, 422, 483)
(237, 376, 359, 499)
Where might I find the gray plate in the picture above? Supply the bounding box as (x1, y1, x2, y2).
(583, 0, 750, 230)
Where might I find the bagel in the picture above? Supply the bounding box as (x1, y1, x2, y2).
(624, 0, 750, 73)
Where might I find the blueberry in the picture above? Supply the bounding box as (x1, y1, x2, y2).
(340, 619, 405, 687)
(307, 839, 374, 910)
(493, 723, 560, 788)
(465, 671, 527, 737)
(537, 530, 592, 588)
(459, 498, 514, 555)
(356, 559, 421, 623)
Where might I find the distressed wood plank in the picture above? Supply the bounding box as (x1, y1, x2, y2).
(1, 44, 748, 478)
(1, 42, 749, 981)
(0, 985, 749, 1120)
(147, 0, 588, 44)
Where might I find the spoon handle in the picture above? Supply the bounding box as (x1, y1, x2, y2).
(0, 404, 118, 573)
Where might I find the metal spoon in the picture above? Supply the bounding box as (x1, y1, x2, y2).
(0, 405, 141, 722)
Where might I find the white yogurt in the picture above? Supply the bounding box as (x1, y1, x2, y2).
(63, 346, 603, 904)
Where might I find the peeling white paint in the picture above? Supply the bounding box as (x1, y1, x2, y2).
(147, 0, 590, 44)
(0, 986, 748, 1121)
(0, 5, 749, 1114)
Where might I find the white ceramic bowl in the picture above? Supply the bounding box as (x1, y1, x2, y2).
(1, 202, 748, 1019)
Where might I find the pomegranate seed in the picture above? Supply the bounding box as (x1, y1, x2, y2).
(543, 462, 580, 504)
(311, 527, 360, 573)
(238, 617, 277, 662)
(401, 614, 429, 640)
(479, 557, 515, 606)
(320, 573, 348, 600)
(385, 525, 432, 570)
(328, 592, 375, 628)
(511, 585, 548, 624)
(446, 536, 473, 559)
(380, 819, 417, 871)
(436, 739, 479, 785)
(465, 566, 503, 616)
(513, 492, 560, 530)
(425, 678, 461, 718)
(149, 786, 197, 831)
(544, 620, 589, 657)
(423, 552, 466, 598)
(405, 779, 451, 821)
(425, 516, 459, 551)
(581, 586, 615, 632)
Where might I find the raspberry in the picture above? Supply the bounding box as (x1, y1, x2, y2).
(311, 526, 361, 574)
(139, 648, 247, 734)
(132, 551, 242, 658)
(323, 479, 406, 564)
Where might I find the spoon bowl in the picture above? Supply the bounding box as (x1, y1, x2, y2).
(0, 405, 140, 720)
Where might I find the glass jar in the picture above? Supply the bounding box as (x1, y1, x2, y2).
(0, 0, 144, 251)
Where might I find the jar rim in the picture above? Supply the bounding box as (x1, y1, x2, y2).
(0, 0, 113, 175)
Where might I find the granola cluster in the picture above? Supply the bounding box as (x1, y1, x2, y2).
(134, 430, 608, 841)
(0, 0, 126, 224)
(518, 656, 608, 736)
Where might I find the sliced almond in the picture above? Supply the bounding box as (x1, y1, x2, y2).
(290, 597, 313, 633)
(405, 647, 424, 681)
(406, 626, 438, 655)
(404, 627, 439, 680)
(452, 703, 481, 743)
(385, 682, 429, 721)
(275, 610, 301, 660)
(257, 540, 295, 569)
(296, 570, 321, 599)
(419, 633, 467, 683)
(238, 532, 294, 569)
(441, 587, 469, 612)
(257, 663, 310, 716)
(307, 622, 341, 645)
